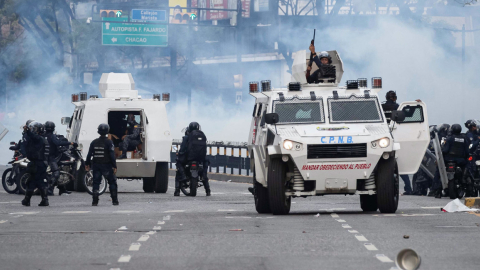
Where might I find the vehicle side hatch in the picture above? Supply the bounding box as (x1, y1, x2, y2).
(392, 102, 429, 174)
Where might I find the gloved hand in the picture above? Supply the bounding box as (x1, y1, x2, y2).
(73, 143, 78, 148)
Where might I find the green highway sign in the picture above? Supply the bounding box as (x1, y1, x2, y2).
(102, 17, 168, 47)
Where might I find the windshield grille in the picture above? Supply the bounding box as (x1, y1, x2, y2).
(273, 96, 325, 124)
(307, 143, 367, 159)
(328, 95, 384, 123)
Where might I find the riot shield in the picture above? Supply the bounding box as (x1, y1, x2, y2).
(419, 148, 437, 179)
(0, 122, 8, 141)
(432, 132, 448, 189)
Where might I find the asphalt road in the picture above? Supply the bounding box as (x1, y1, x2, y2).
(1, 170, 480, 270)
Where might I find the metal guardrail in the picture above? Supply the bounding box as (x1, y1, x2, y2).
(170, 141, 251, 176)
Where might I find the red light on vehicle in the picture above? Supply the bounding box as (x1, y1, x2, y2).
(448, 166, 454, 169)
(15, 157, 18, 161)
(469, 156, 473, 161)
(162, 93, 170, 101)
(372, 77, 382, 89)
(71, 94, 79, 102)
(249, 82, 259, 93)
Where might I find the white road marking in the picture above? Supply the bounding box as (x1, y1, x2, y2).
(118, 255, 131, 263)
(218, 209, 238, 212)
(342, 224, 352, 229)
(212, 192, 225, 195)
(138, 235, 150, 242)
(355, 235, 368, 242)
(129, 243, 141, 251)
(348, 230, 359, 233)
(117, 226, 128, 231)
(421, 206, 443, 209)
(255, 217, 275, 219)
(331, 213, 339, 218)
(164, 210, 185, 213)
(146, 231, 156, 235)
(114, 211, 139, 213)
(375, 254, 394, 263)
(364, 243, 378, 251)
(163, 215, 171, 220)
(225, 216, 252, 219)
(336, 219, 346, 223)
(109, 268, 121, 270)
(9, 212, 38, 215)
(62, 211, 91, 214)
(153, 226, 162, 230)
(0, 220, 7, 224)
(157, 221, 165, 225)
(384, 214, 397, 217)
(12, 215, 23, 218)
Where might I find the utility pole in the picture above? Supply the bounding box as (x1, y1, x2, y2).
(461, 24, 465, 121)
(236, 0, 242, 63)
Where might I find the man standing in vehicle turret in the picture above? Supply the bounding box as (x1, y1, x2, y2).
(85, 124, 119, 206)
(43, 121, 75, 196)
(306, 44, 333, 84)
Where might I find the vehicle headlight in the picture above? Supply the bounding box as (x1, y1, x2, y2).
(378, 137, 390, 148)
(283, 140, 293, 150)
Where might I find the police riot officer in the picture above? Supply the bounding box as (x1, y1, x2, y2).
(119, 121, 142, 159)
(465, 120, 479, 144)
(85, 124, 119, 206)
(306, 44, 333, 83)
(21, 122, 49, 207)
(19, 119, 36, 157)
(43, 121, 75, 196)
(175, 122, 210, 196)
(174, 127, 190, 196)
(433, 124, 469, 198)
(126, 114, 138, 135)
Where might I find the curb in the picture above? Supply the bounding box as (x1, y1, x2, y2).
(168, 169, 252, 184)
(464, 197, 480, 209)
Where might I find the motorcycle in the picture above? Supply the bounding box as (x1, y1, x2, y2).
(446, 161, 466, 199)
(2, 142, 26, 194)
(464, 155, 480, 197)
(180, 161, 204, 197)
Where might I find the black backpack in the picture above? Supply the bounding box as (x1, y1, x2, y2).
(187, 130, 207, 162)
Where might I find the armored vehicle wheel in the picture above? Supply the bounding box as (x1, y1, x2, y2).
(360, 194, 378, 212)
(143, 177, 155, 193)
(268, 158, 291, 215)
(376, 156, 399, 213)
(154, 162, 169, 193)
(254, 168, 271, 213)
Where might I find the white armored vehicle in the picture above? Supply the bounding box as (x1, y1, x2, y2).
(248, 50, 429, 215)
(62, 73, 172, 193)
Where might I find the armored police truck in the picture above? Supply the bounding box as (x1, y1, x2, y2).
(62, 73, 172, 193)
(248, 50, 429, 215)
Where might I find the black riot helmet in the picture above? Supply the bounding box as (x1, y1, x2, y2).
(465, 119, 477, 130)
(45, 121, 55, 132)
(318, 51, 332, 64)
(26, 119, 35, 126)
(385, 90, 397, 101)
(188, 122, 200, 132)
(451, 124, 462, 135)
(28, 121, 43, 135)
(97, 123, 110, 136)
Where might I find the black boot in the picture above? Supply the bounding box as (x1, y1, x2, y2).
(21, 190, 34, 206)
(205, 189, 211, 196)
(92, 191, 99, 206)
(38, 188, 49, 206)
(58, 186, 71, 196)
(174, 189, 180, 196)
(47, 186, 55, 196)
(111, 189, 119, 206)
(248, 187, 254, 195)
(435, 188, 442, 199)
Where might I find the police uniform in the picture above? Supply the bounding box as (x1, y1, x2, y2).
(86, 136, 118, 204)
(22, 129, 49, 206)
(307, 55, 334, 84)
(44, 131, 72, 195)
(120, 125, 142, 157)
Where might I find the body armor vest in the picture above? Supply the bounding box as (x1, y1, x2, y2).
(448, 135, 466, 158)
(92, 138, 111, 164)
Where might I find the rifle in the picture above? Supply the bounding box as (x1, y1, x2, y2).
(306, 29, 316, 81)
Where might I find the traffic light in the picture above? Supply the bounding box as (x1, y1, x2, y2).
(100, 9, 123, 18)
(171, 12, 197, 24)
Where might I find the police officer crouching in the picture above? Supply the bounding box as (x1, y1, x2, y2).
(44, 121, 74, 196)
(85, 124, 119, 206)
(21, 122, 49, 207)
